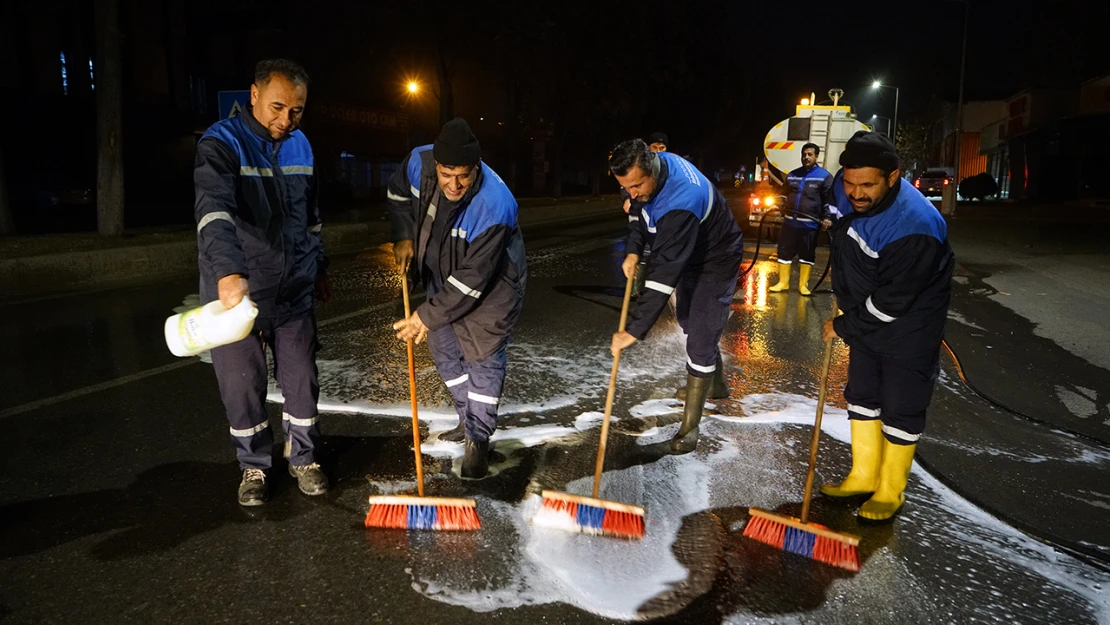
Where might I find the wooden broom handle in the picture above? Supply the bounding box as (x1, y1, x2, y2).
(801, 303, 838, 523)
(592, 271, 636, 499)
(402, 273, 425, 498)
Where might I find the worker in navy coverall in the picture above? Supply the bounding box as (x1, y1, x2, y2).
(390, 118, 527, 479)
(819, 131, 954, 522)
(768, 142, 837, 295)
(609, 139, 744, 454)
(194, 59, 330, 506)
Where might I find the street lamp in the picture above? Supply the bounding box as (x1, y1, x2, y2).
(871, 114, 892, 137)
(870, 81, 900, 148)
(406, 80, 420, 95)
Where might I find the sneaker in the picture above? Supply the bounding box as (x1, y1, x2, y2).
(238, 468, 268, 506)
(288, 462, 328, 496)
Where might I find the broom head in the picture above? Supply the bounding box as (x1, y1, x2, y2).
(364, 495, 481, 531)
(532, 490, 645, 540)
(742, 507, 860, 572)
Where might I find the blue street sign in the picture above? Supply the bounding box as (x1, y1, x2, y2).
(217, 90, 251, 119)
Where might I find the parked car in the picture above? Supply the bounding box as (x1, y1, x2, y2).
(913, 169, 952, 197)
(958, 173, 999, 201)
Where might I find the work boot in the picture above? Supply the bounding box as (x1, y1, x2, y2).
(859, 440, 917, 521)
(820, 419, 883, 497)
(768, 263, 791, 292)
(461, 437, 489, 479)
(675, 354, 729, 401)
(671, 375, 711, 454)
(238, 468, 268, 507)
(798, 263, 813, 296)
(288, 462, 328, 496)
(440, 421, 466, 443)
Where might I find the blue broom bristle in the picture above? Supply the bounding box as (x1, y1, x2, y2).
(575, 503, 606, 530)
(783, 526, 817, 558)
(408, 504, 438, 530)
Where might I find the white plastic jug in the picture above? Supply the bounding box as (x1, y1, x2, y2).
(164, 297, 259, 357)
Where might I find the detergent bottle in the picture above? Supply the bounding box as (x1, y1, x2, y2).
(164, 297, 259, 357)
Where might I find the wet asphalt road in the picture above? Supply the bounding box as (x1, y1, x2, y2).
(1, 211, 1108, 624)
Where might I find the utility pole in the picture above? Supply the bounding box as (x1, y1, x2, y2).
(953, 0, 970, 178)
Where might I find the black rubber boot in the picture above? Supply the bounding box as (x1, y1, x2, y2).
(440, 421, 466, 443)
(461, 437, 490, 479)
(675, 354, 729, 401)
(671, 375, 711, 454)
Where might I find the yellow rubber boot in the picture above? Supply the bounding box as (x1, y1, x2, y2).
(768, 263, 791, 292)
(798, 264, 813, 296)
(820, 419, 883, 497)
(859, 440, 917, 521)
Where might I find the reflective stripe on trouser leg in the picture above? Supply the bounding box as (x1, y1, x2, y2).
(463, 346, 507, 443)
(273, 313, 321, 465)
(211, 326, 273, 470)
(679, 266, 740, 378)
(879, 348, 940, 445)
(427, 323, 470, 424)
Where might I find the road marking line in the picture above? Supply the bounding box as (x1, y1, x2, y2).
(0, 298, 412, 420)
(2, 226, 612, 418)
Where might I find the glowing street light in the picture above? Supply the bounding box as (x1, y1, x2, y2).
(870, 80, 900, 147)
(406, 81, 420, 95)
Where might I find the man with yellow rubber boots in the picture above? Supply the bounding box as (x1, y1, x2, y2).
(820, 131, 954, 521)
(768, 143, 836, 295)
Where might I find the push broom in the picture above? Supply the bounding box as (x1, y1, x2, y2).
(531, 271, 645, 539)
(364, 272, 481, 531)
(742, 307, 860, 571)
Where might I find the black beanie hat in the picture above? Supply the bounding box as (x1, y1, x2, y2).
(839, 130, 900, 172)
(433, 118, 481, 167)
(647, 132, 669, 146)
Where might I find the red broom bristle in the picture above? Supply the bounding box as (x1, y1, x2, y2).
(364, 503, 409, 529)
(812, 535, 860, 572)
(435, 504, 482, 531)
(601, 509, 645, 539)
(540, 497, 578, 517)
(742, 515, 786, 549)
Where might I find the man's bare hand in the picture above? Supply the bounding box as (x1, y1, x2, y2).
(393, 311, 429, 344)
(217, 274, 249, 309)
(393, 240, 414, 271)
(822, 320, 838, 343)
(622, 198, 631, 214)
(610, 331, 638, 357)
(622, 254, 640, 280)
(821, 219, 833, 231)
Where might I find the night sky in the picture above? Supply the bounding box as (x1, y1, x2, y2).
(270, 0, 1107, 166)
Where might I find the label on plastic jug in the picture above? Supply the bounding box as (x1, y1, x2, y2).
(177, 308, 210, 353)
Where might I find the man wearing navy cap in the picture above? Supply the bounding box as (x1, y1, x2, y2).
(389, 118, 527, 479)
(819, 131, 954, 521)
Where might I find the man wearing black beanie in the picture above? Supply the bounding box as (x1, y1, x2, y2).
(387, 118, 527, 479)
(819, 130, 954, 522)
